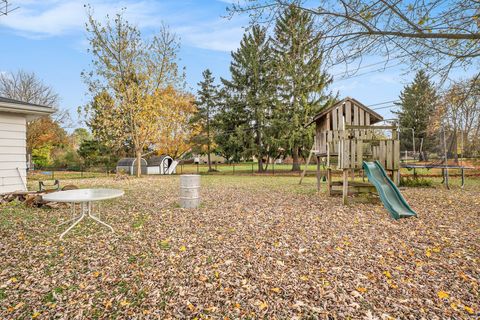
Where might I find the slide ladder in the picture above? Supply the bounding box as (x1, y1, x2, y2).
(362, 161, 417, 220)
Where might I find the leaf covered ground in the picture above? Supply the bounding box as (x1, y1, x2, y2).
(0, 176, 479, 319)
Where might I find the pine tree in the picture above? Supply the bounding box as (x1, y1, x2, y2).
(191, 69, 220, 171)
(214, 89, 250, 162)
(272, 4, 331, 171)
(220, 25, 276, 172)
(395, 70, 438, 158)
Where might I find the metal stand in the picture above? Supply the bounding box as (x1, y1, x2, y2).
(59, 202, 114, 240)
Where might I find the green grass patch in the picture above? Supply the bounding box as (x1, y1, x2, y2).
(43, 291, 56, 304)
(400, 176, 433, 187)
(116, 280, 129, 294)
(0, 288, 6, 300)
(160, 240, 171, 250)
(131, 214, 149, 229)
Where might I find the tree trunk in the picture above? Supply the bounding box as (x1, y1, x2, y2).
(207, 150, 212, 172)
(136, 149, 142, 177)
(207, 116, 213, 172)
(257, 157, 264, 172)
(256, 126, 264, 173)
(291, 147, 301, 171)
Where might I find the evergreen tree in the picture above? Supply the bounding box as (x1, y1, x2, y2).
(220, 25, 277, 172)
(191, 69, 220, 171)
(214, 89, 251, 162)
(272, 4, 332, 171)
(394, 70, 438, 158)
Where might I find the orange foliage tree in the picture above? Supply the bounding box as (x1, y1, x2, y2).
(27, 117, 67, 153)
(153, 86, 198, 159)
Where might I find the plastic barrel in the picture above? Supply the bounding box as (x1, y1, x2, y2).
(180, 174, 200, 208)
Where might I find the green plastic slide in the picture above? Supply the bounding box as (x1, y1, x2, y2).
(362, 161, 417, 220)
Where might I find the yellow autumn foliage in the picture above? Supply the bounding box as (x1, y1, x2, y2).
(152, 86, 199, 159)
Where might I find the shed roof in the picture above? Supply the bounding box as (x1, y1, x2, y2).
(117, 157, 147, 166)
(147, 155, 172, 166)
(307, 97, 383, 127)
(0, 96, 55, 120)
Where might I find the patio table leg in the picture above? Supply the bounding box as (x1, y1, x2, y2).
(60, 214, 85, 239)
(58, 214, 83, 227)
(57, 202, 82, 226)
(59, 202, 114, 239)
(88, 202, 114, 232)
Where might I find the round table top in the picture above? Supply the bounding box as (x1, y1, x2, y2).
(42, 188, 124, 203)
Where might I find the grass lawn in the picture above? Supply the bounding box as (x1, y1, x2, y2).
(26, 159, 480, 180)
(1, 175, 479, 318)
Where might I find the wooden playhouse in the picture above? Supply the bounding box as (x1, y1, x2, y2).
(307, 97, 400, 204)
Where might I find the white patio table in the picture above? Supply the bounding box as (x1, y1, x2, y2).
(42, 188, 124, 239)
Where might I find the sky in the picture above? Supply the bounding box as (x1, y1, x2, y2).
(0, 0, 431, 129)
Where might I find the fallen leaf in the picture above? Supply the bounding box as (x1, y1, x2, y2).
(463, 305, 474, 314)
(425, 248, 432, 257)
(386, 279, 397, 289)
(437, 291, 449, 299)
(257, 301, 268, 310)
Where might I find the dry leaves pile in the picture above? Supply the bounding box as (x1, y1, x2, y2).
(0, 176, 478, 319)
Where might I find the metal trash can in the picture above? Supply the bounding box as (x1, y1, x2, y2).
(180, 174, 200, 208)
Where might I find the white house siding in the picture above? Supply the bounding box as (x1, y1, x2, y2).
(0, 112, 27, 194)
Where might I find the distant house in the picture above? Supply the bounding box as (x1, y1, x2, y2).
(0, 97, 54, 194)
(193, 154, 226, 164)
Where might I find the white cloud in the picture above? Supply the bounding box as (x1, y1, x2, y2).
(176, 22, 244, 52)
(0, 0, 165, 38)
(0, 0, 246, 52)
(0, 1, 85, 37)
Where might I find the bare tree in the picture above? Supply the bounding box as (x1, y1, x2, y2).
(227, 0, 480, 83)
(437, 76, 480, 157)
(0, 70, 70, 123)
(0, 71, 70, 154)
(0, 70, 58, 106)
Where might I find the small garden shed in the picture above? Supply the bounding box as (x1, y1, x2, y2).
(116, 158, 148, 175)
(0, 96, 54, 194)
(147, 155, 176, 175)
